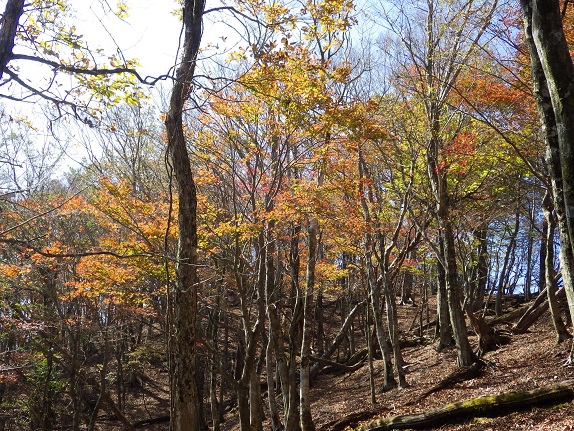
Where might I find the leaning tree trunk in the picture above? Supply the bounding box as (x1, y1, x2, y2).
(164, 0, 205, 429)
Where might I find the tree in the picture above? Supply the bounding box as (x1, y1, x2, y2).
(378, 0, 498, 366)
(163, 0, 206, 429)
(0, 0, 150, 121)
(520, 0, 574, 362)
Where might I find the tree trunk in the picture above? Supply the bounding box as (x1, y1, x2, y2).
(539, 215, 548, 295)
(315, 292, 325, 356)
(526, 0, 574, 253)
(435, 235, 453, 350)
(495, 211, 520, 316)
(356, 379, 574, 431)
(164, 1, 205, 430)
(367, 259, 396, 390)
(266, 331, 282, 431)
(382, 271, 408, 388)
(285, 224, 302, 431)
(521, 0, 574, 360)
(358, 149, 396, 390)
(366, 298, 376, 405)
(468, 227, 488, 311)
(524, 202, 536, 301)
(513, 287, 566, 334)
(310, 300, 365, 380)
(442, 215, 474, 366)
(265, 221, 283, 431)
(237, 385, 251, 431)
(0, 0, 24, 80)
(300, 218, 318, 431)
(401, 266, 414, 305)
(464, 305, 497, 357)
(542, 192, 571, 343)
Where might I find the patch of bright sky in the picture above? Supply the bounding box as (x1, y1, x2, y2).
(76, 1, 183, 80)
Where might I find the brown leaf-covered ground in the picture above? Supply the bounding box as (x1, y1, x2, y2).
(310, 307, 574, 431)
(113, 299, 574, 431)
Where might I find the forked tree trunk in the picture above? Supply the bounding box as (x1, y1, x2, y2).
(358, 149, 396, 390)
(381, 271, 408, 388)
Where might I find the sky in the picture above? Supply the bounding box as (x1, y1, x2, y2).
(76, 0, 183, 80)
(0, 0, 192, 185)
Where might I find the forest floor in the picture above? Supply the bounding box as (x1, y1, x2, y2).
(112, 297, 574, 431)
(310, 302, 574, 431)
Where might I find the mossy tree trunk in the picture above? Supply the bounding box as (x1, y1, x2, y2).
(521, 0, 574, 360)
(542, 192, 571, 343)
(355, 379, 574, 431)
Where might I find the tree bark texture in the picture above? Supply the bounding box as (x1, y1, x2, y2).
(164, 0, 205, 430)
(525, 0, 574, 256)
(0, 0, 24, 80)
(542, 192, 571, 343)
(435, 235, 453, 349)
(521, 0, 574, 358)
